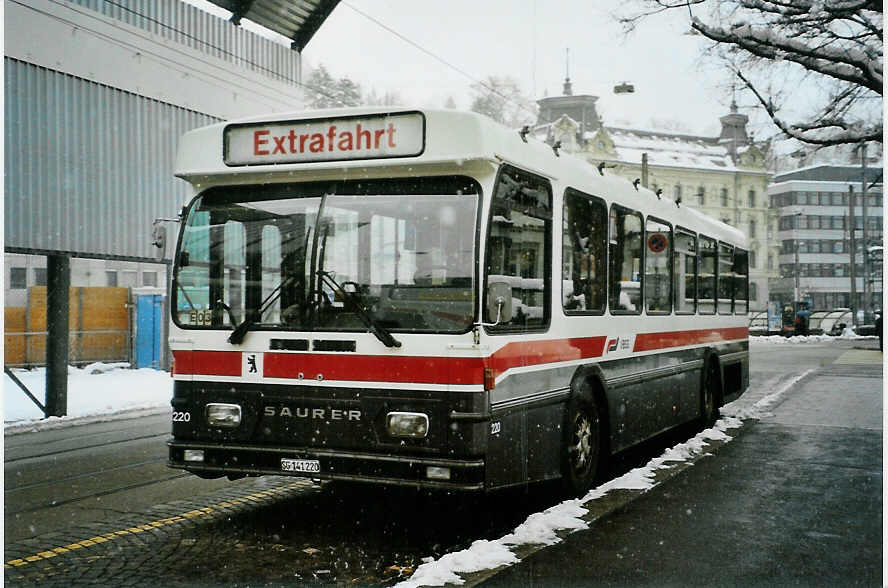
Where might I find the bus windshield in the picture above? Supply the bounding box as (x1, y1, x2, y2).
(174, 176, 479, 335)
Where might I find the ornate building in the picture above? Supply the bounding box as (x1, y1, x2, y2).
(532, 79, 778, 311)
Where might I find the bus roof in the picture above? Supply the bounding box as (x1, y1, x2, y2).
(175, 106, 747, 248)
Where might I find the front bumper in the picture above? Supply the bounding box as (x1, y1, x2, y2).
(168, 440, 486, 491)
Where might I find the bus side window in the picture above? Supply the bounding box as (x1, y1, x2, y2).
(644, 218, 672, 314)
(733, 248, 749, 314)
(718, 242, 734, 314)
(698, 235, 716, 315)
(562, 189, 606, 314)
(673, 229, 696, 314)
(608, 205, 643, 314)
(485, 165, 552, 330)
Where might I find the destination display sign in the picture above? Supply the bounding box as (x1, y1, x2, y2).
(224, 112, 425, 166)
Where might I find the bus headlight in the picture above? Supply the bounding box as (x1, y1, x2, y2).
(386, 412, 429, 438)
(206, 403, 242, 428)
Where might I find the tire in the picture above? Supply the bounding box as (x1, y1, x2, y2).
(699, 360, 720, 428)
(561, 391, 603, 497)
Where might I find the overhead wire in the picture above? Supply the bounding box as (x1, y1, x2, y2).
(340, 0, 539, 120)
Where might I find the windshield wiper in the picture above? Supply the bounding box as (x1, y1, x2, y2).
(228, 275, 295, 345)
(317, 271, 402, 348)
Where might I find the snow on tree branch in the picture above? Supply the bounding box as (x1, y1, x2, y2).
(616, 0, 882, 145)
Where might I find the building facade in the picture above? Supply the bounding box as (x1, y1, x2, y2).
(4, 0, 333, 367)
(768, 165, 883, 315)
(533, 81, 777, 311)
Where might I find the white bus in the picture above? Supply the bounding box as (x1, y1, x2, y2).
(166, 107, 749, 494)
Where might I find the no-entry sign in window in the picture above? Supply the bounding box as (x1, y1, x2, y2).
(224, 112, 425, 166)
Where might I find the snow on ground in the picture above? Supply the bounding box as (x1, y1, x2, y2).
(4, 363, 172, 432)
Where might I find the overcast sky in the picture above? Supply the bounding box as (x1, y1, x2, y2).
(189, 1, 774, 138)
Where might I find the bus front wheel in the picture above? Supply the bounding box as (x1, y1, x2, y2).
(561, 391, 602, 497)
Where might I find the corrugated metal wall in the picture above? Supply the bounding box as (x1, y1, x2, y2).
(69, 0, 299, 85)
(4, 58, 219, 260)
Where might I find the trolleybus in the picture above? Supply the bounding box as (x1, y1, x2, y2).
(165, 107, 749, 495)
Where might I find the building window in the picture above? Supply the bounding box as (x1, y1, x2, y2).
(697, 186, 705, 205)
(106, 271, 118, 287)
(10, 267, 27, 289)
(749, 282, 758, 302)
(748, 190, 756, 208)
(749, 220, 757, 238)
(34, 267, 47, 286)
(121, 270, 138, 287)
(674, 185, 682, 201)
(749, 250, 757, 269)
(767, 254, 774, 270)
(721, 188, 729, 207)
(143, 271, 158, 287)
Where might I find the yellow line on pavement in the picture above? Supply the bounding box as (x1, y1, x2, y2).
(4, 481, 308, 570)
(835, 349, 884, 365)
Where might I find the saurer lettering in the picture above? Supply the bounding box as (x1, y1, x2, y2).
(264, 406, 362, 421)
(253, 123, 397, 156)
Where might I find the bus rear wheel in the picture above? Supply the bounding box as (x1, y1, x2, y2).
(561, 392, 602, 497)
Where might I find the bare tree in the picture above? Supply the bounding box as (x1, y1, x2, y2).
(303, 64, 363, 109)
(470, 76, 538, 129)
(617, 1, 882, 146)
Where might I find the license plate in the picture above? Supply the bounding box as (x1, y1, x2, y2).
(281, 458, 320, 473)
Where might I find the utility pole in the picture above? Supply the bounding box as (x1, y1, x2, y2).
(859, 143, 870, 323)
(641, 153, 649, 188)
(848, 186, 858, 327)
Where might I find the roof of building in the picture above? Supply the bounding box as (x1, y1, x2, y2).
(205, 0, 339, 50)
(532, 117, 767, 174)
(773, 164, 883, 185)
(605, 126, 743, 172)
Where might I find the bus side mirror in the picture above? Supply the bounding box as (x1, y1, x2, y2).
(152, 220, 167, 260)
(487, 281, 512, 325)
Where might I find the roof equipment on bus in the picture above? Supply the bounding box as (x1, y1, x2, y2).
(519, 125, 530, 142)
(552, 140, 562, 157)
(596, 162, 616, 176)
(655, 188, 663, 200)
(633, 178, 641, 191)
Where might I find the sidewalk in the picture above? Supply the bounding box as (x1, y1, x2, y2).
(479, 349, 883, 587)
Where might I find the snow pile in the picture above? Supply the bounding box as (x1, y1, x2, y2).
(4, 363, 172, 430)
(401, 541, 519, 587)
(750, 332, 876, 344)
(500, 500, 590, 546)
(840, 326, 859, 338)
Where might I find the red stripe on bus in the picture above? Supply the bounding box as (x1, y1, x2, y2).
(172, 336, 608, 384)
(172, 350, 242, 376)
(263, 353, 485, 385)
(484, 337, 607, 379)
(632, 327, 748, 352)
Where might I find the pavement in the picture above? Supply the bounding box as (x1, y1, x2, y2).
(478, 344, 883, 587)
